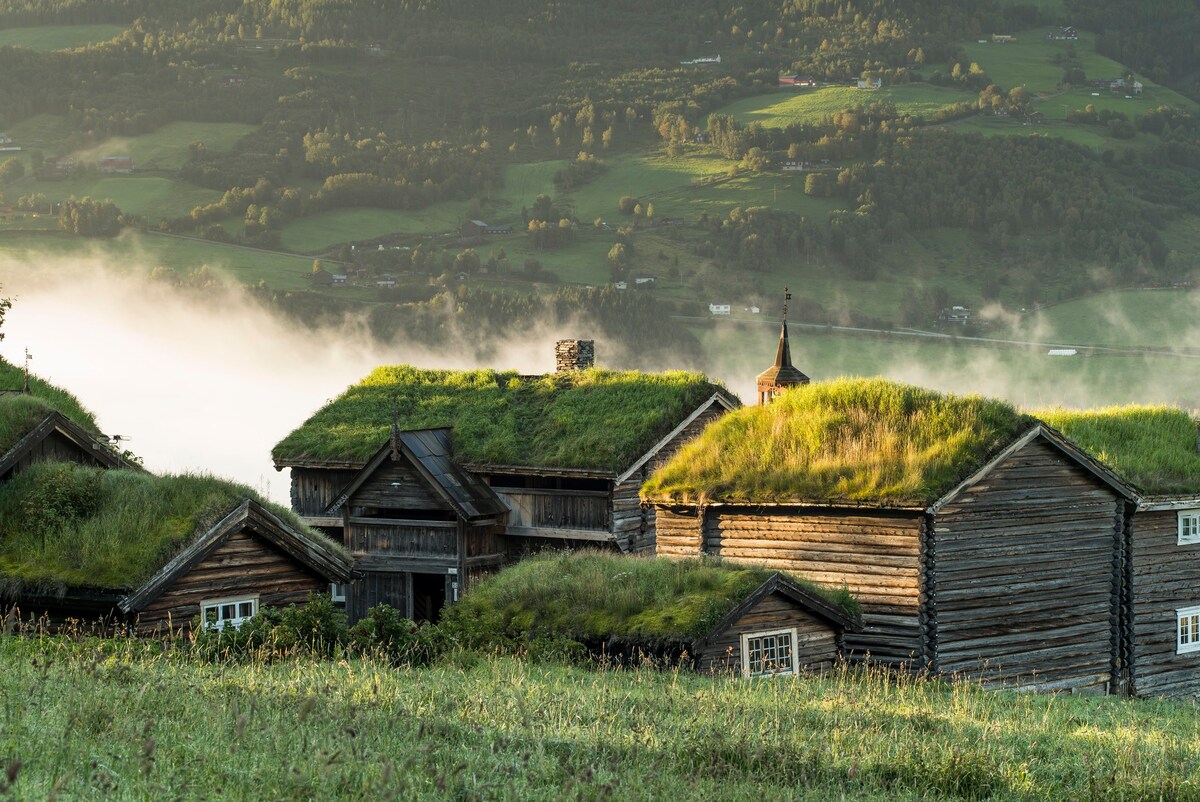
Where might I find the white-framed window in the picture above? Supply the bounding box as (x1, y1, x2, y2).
(330, 583, 348, 604)
(201, 596, 258, 631)
(1178, 511, 1200, 545)
(1178, 606, 1200, 655)
(741, 628, 797, 677)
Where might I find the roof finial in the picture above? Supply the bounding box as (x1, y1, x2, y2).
(782, 286, 791, 322)
(22, 347, 31, 394)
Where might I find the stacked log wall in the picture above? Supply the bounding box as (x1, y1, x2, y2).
(654, 507, 705, 557)
(933, 439, 1122, 693)
(1130, 509, 1200, 699)
(696, 595, 840, 675)
(291, 467, 360, 516)
(135, 530, 326, 634)
(702, 509, 924, 666)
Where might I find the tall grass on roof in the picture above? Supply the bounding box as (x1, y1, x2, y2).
(272, 366, 724, 471)
(1037, 405, 1200, 496)
(441, 550, 857, 645)
(643, 378, 1033, 506)
(0, 358, 100, 454)
(0, 463, 336, 596)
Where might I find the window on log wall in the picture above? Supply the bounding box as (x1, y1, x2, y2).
(1177, 511, 1200, 545)
(742, 628, 797, 677)
(1178, 606, 1200, 655)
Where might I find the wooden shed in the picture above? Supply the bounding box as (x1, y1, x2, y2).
(0, 465, 353, 634)
(644, 379, 1136, 694)
(272, 357, 738, 559)
(441, 551, 860, 677)
(325, 427, 510, 622)
(1041, 407, 1200, 699)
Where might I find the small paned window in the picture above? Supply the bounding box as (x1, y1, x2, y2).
(330, 583, 348, 604)
(1179, 607, 1200, 655)
(1179, 512, 1200, 546)
(202, 596, 258, 631)
(741, 628, 797, 677)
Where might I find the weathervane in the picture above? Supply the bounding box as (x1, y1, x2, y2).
(22, 347, 31, 393)
(782, 287, 792, 321)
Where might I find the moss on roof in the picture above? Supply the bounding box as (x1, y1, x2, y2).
(0, 463, 345, 596)
(1036, 406, 1200, 497)
(0, 358, 101, 455)
(272, 366, 727, 472)
(440, 551, 857, 643)
(642, 378, 1034, 507)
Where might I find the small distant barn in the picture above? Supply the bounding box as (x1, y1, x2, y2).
(98, 156, 133, 173)
(644, 378, 1136, 694)
(0, 466, 353, 634)
(0, 405, 126, 483)
(1042, 407, 1200, 699)
(441, 552, 860, 676)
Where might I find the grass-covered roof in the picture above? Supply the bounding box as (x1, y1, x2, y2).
(642, 378, 1034, 507)
(0, 358, 101, 456)
(1036, 406, 1200, 497)
(440, 551, 858, 643)
(272, 366, 728, 472)
(0, 463, 344, 596)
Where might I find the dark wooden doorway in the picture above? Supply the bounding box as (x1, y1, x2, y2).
(410, 572, 447, 623)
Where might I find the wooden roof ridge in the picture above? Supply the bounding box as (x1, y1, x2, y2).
(326, 428, 509, 521)
(119, 499, 354, 613)
(697, 572, 861, 650)
(0, 410, 132, 479)
(614, 391, 741, 485)
(927, 423, 1138, 514)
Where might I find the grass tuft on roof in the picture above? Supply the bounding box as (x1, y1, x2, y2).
(0, 463, 342, 596)
(0, 358, 101, 455)
(1036, 406, 1200, 497)
(272, 366, 727, 472)
(441, 550, 857, 643)
(642, 378, 1034, 506)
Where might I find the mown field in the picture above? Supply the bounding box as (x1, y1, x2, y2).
(717, 84, 978, 128)
(0, 24, 125, 51)
(1, 635, 1198, 801)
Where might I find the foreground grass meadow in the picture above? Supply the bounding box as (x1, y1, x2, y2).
(0, 636, 1198, 801)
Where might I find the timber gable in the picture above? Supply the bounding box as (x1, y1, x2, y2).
(0, 410, 129, 482)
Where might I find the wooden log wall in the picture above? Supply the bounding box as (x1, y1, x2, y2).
(696, 594, 840, 675)
(702, 509, 924, 666)
(1129, 509, 1200, 699)
(617, 404, 728, 555)
(655, 507, 704, 557)
(135, 530, 326, 634)
(933, 439, 1123, 693)
(494, 488, 609, 531)
(291, 467, 359, 516)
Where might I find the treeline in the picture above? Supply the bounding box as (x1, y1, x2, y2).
(1063, 0, 1200, 85)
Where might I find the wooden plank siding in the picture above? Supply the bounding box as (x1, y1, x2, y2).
(933, 440, 1124, 693)
(696, 594, 840, 675)
(8, 428, 103, 476)
(698, 509, 924, 666)
(135, 531, 327, 634)
(493, 488, 609, 531)
(291, 467, 359, 516)
(1130, 509, 1200, 699)
(346, 519, 458, 563)
(348, 460, 448, 513)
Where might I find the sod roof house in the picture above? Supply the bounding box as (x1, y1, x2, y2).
(643, 379, 1137, 694)
(0, 465, 353, 634)
(1040, 406, 1200, 699)
(441, 552, 861, 676)
(272, 343, 738, 621)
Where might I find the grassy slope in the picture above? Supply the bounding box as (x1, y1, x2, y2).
(718, 84, 978, 127)
(643, 378, 1031, 506)
(1036, 406, 1200, 496)
(0, 24, 124, 51)
(0, 359, 100, 454)
(1, 638, 1199, 800)
(444, 551, 857, 642)
(272, 366, 724, 471)
(0, 464, 339, 593)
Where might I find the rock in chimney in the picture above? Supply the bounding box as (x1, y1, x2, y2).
(555, 339, 595, 373)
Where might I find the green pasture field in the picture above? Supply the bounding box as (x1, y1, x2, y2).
(1019, 288, 1200, 349)
(0, 24, 124, 51)
(1, 113, 73, 148)
(33, 176, 221, 220)
(943, 115, 1138, 151)
(0, 231, 316, 290)
(279, 207, 458, 251)
(77, 121, 257, 170)
(716, 84, 979, 128)
(694, 322, 1200, 410)
(2, 637, 1199, 801)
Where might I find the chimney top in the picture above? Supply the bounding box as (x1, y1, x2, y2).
(555, 339, 595, 373)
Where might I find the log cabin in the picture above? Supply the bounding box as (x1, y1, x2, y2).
(272, 342, 738, 620)
(643, 378, 1138, 694)
(0, 464, 353, 634)
(441, 551, 860, 676)
(1040, 407, 1200, 699)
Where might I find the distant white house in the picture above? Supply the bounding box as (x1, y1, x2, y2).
(1047, 349, 1078, 357)
(744, 305, 761, 314)
(681, 55, 721, 66)
(856, 77, 882, 90)
(614, 281, 628, 290)
(709, 303, 731, 316)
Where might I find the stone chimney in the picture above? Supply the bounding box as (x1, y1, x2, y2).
(555, 339, 595, 373)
